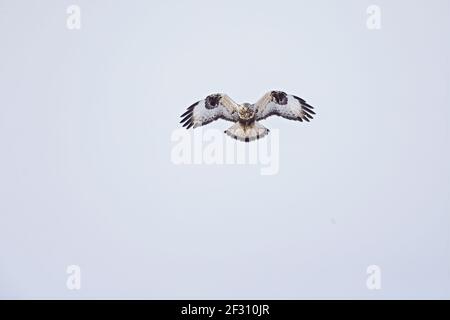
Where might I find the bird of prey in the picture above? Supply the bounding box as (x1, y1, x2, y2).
(180, 91, 316, 142)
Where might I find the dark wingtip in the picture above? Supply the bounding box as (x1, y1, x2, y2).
(189, 101, 200, 109)
(180, 114, 192, 123)
(303, 104, 316, 113)
(293, 95, 316, 113)
(293, 95, 306, 103)
(180, 100, 199, 118)
(304, 103, 314, 109)
(180, 110, 191, 118)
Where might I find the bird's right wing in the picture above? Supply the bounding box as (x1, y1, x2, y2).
(180, 94, 240, 129)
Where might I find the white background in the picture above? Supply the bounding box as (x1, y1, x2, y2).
(0, 0, 449, 298)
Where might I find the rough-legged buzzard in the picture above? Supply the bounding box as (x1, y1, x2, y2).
(180, 91, 316, 142)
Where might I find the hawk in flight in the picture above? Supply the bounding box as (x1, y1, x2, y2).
(180, 91, 315, 142)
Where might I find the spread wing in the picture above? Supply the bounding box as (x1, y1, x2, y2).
(180, 94, 240, 129)
(254, 91, 315, 122)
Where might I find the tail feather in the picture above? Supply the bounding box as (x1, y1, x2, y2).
(225, 121, 269, 142)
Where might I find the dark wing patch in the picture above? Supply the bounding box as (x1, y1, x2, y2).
(255, 92, 316, 122)
(271, 91, 288, 105)
(205, 94, 222, 109)
(180, 94, 239, 129)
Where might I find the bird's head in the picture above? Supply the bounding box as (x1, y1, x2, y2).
(238, 103, 254, 120)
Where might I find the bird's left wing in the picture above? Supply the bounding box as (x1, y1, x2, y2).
(254, 91, 315, 122)
(180, 93, 239, 129)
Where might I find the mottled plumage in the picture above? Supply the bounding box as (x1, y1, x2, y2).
(180, 91, 316, 142)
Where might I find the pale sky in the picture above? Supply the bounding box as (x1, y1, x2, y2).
(0, 0, 449, 299)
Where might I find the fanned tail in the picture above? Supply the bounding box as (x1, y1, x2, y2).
(225, 121, 269, 142)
